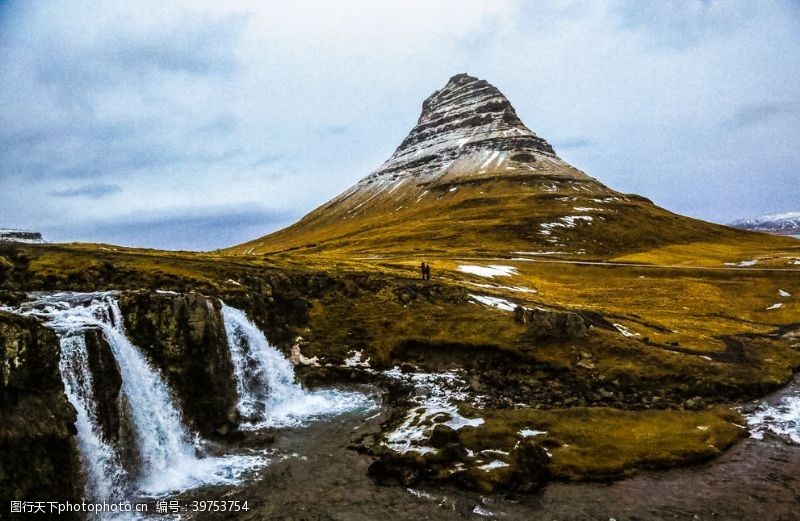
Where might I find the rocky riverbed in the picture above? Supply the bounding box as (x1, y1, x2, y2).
(173, 376, 800, 520)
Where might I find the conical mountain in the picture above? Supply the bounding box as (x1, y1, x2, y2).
(231, 74, 743, 257)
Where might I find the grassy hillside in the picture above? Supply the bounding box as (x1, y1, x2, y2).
(228, 172, 762, 259)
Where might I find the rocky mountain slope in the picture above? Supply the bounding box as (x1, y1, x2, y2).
(730, 212, 800, 236)
(230, 74, 745, 258)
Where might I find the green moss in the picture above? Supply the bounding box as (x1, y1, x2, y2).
(457, 406, 747, 481)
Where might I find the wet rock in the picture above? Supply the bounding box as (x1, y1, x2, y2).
(440, 442, 469, 462)
(685, 396, 706, 411)
(508, 439, 550, 493)
(83, 327, 123, 445)
(599, 388, 615, 399)
(368, 451, 426, 486)
(430, 424, 458, 448)
(117, 292, 238, 437)
(400, 363, 416, 374)
(0, 311, 83, 512)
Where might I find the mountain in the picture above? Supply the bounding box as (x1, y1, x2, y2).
(230, 74, 745, 258)
(730, 212, 800, 237)
(0, 229, 44, 244)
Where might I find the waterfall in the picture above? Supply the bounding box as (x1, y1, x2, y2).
(11, 292, 265, 500)
(221, 303, 373, 428)
(59, 333, 127, 502)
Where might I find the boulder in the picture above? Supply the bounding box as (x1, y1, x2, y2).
(522, 308, 588, 340)
(430, 424, 458, 448)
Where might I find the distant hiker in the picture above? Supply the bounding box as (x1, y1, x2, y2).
(424, 263, 431, 280)
(420, 261, 427, 280)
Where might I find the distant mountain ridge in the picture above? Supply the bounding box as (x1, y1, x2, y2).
(730, 212, 800, 236)
(230, 74, 749, 257)
(0, 229, 44, 244)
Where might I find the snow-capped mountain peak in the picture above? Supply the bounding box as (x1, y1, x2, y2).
(730, 212, 800, 235)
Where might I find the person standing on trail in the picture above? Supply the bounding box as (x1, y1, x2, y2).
(420, 261, 427, 280)
(424, 263, 431, 280)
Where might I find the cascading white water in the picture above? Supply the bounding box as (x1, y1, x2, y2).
(59, 333, 127, 502)
(221, 303, 373, 428)
(747, 377, 800, 444)
(11, 292, 266, 500)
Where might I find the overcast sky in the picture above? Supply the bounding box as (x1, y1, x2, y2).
(1, 1, 799, 250)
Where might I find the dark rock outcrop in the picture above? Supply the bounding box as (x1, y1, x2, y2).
(0, 311, 82, 513)
(516, 307, 589, 340)
(117, 292, 238, 437)
(83, 328, 124, 446)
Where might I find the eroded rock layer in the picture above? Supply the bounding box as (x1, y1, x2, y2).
(366, 73, 557, 182)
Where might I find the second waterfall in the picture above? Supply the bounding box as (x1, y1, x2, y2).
(221, 303, 373, 428)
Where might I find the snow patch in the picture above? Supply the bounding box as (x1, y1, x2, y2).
(478, 460, 509, 472)
(343, 350, 371, 368)
(539, 216, 593, 235)
(468, 282, 536, 294)
(513, 251, 565, 256)
(469, 294, 517, 312)
(766, 303, 783, 310)
(519, 429, 547, 438)
(480, 150, 501, 170)
(472, 505, 495, 517)
(481, 449, 510, 456)
(778, 289, 791, 297)
(614, 324, 639, 337)
(724, 259, 758, 267)
(457, 265, 518, 278)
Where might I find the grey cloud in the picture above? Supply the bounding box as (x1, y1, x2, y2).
(34, 13, 249, 94)
(49, 183, 122, 198)
(1, 129, 244, 182)
(723, 102, 798, 130)
(320, 125, 349, 136)
(613, 1, 740, 49)
(249, 154, 284, 168)
(197, 115, 239, 135)
(47, 207, 298, 251)
(554, 137, 592, 149)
